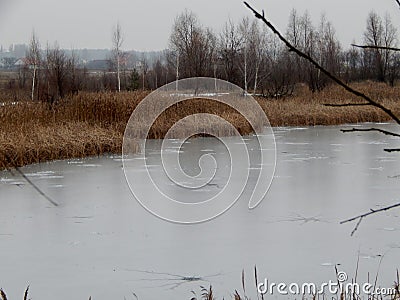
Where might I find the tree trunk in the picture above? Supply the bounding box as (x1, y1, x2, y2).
(117, 57, 121, 92)
(254, 65, 259, 95)
(31, 66, 36, 101)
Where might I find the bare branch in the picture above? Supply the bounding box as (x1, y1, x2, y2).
(350, 217, 363, 237)
(323, 103, 372, 107)
(340, 202, 400, 225)
(2, 153, 58, 206)
(385, 148, 400, 152)
(23, 286, 29, 300)
(13, 166, 59, 206)
(340, 127, 400, 137)
(243, 1, 400, 125)
(244, 1, 400, 234)
(0, 289, 7, 300)
(351, 44, 400, 52)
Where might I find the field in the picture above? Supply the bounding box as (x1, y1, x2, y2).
(1, 81, 399, 170)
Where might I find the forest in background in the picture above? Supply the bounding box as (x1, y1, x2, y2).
(0, 8, 399, 102)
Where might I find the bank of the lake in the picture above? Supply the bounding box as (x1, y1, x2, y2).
(1, 81, 399, 170)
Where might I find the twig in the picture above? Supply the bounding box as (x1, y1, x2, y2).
(244, 1, 400, 234)
(254, 266, 262, 300)
(340, 202, 400, 234)
(351, 44, 400, 52)
(341, 202, 400, 224)
(340, 128, 400, 138)
(395, 269, 400, 298)
(384, 148, 400, 152)
(13, 166, 59, 206)
(373, 254, 386, 300)
(243, 1, 400, 126)
(124, 269, 221, 290)
(350, 217, 363, 236)
(323, 103, 372, 107)
(354, 251, 360, 297)
(0, 289, 7, 300)
(23, 286, 29, 300)
(2, 152, 58, 206)
(131, 292, 138, 300)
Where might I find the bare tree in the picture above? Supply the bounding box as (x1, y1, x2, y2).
(244, 1, 400, 235)
(286, 9, 322, 91)
(218, 19, 242, 84)
(45, 43, 69, 101)
(169, 10, 216, 78)
(151, 58, 166, 89)
(343, 43, 362, 82)
(112, 22, 124, 92)
(250, 21, 266, 94)
(238, 17, 252, 93)
(139, 54, 149, 90)
(26, 31, 41, 101)
(264, 42, 295, 98)
(67, 49, 84, 93)
(314, 14, 342, 89)
(362, 11, 398, 82)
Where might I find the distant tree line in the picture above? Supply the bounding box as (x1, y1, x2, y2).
(166, 9, 399, 97)
(3, 8, 399, 102)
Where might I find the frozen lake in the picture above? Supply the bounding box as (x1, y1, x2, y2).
(1, 123, 400, 300)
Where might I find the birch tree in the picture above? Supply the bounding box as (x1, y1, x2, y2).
(250, 21, 266, 94)
(112, 22, 124, 92)
(239, 17, 251, 93)
(26, 31, 41, 101)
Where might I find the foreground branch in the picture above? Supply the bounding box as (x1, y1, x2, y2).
(340, 202, 400, 236)
(2, 153, 58, 207)
(244, 1, 400, 235)
(341, 128, 400, 138)
(323, 103, 372, 107)
(243, 1, 400, 125)
(385, 148, 400, 152)
(13, 166, 59, 206)
(351, 44, 400, 52)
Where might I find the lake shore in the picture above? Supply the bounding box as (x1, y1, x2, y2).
(1, 81, 399, 170)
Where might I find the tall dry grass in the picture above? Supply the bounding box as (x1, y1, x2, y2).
(1, 82, 399, 170)
(0, 91, 146, 170)
(262, 82, 400, 126)
(193, 266, 400, 300)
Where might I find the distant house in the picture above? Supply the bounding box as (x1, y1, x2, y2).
(85, 59, 111, 71)
(14, 58, 28, 67)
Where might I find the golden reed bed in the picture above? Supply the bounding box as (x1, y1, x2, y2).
(1, 82, 399, 170)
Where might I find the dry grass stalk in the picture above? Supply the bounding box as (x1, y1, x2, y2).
(0, 289, 7, 300)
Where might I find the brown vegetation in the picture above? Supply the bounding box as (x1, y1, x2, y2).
(263, 81, 400, 126)
(1, 82, 399, 170)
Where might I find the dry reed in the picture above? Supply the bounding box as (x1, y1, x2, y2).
(1, 82, 399, 170)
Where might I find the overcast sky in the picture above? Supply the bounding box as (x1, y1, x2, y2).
(0, 0, 399, 51)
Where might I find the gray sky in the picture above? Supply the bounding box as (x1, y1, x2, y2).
(0, 0, 399, 51)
